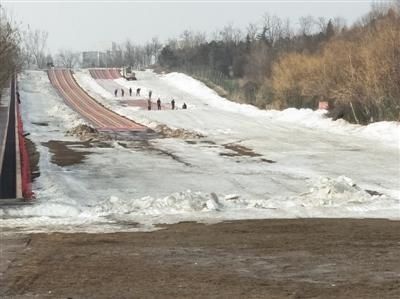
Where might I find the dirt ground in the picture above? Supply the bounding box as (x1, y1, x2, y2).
(1, 219, 399, 299)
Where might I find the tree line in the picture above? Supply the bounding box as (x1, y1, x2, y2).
(158, 2, 400, 123)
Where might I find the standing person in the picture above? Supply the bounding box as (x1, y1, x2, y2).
(121, 88, 125, 97)
(114, 89, 118, 97)
(148, 90, 152, 99)
(136, 88, 141, 96)
(147, 99, 152, 110)
(182, 102, 187, 109)
(157, 98, 161, 110)
(129, 87, 132, 96)
(171, 99, 175, 110)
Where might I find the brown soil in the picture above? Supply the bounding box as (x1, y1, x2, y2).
(1, 219, 399, 299)
(41, 140, 92, 167)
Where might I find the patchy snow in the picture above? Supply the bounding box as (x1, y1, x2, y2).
(0, 70, 399, 233)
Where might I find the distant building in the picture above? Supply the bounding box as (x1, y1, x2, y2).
(81, 43, 124, 68)
(82, 51, 101, 68)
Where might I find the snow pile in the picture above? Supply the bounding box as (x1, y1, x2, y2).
(93, 176, 390, 218)
(298, 176, 379, 207)
(95, 191, 224, 216)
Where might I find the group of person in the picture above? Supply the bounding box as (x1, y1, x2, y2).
(147, 98, 187, 111)
(114, 86, 187, 111)
(114, 87, 141, 97)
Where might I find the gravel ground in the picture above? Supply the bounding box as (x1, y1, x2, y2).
(1, 218, 400, 298)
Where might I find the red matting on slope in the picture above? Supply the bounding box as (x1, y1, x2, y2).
(48, 69, 146, 131)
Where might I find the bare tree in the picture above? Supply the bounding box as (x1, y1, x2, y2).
(180, 30, 194, 48)
(193, 31, 207, 47)
(315, 17, 328, 33)
(55, 49, 79, 68)
(298, 15, 315, 36)
(218, 23, 243, 45)
(0, 5, 22, 85)
(246, 23, 259, 42)
(258, 13, 284, 46)
(124, 39, 135, 66)
(150, 36, 162, 63)
(22, 27, 48, 69)
(144, 42, 153, 65)
(332, 17, 347, 33)
(167, 38, 179, 50)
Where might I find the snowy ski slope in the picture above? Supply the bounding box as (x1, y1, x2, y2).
(1, 70, 399, 233)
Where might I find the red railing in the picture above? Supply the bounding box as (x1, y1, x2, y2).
(16, 83, 33, 200)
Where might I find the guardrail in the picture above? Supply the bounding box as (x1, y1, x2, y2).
(0, 75, 33, 200)
(16, 81, 33, 199)
(0, 76, 17, 198)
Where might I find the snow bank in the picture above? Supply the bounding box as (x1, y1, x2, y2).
(20, 70, 85, 130)
(162, 72, 400, 146)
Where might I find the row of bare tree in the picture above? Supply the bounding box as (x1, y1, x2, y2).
(102, 37, 163, 68)
(0, 6, 21, 88)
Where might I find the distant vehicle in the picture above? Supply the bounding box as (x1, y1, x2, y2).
(122, 66, 137, 81)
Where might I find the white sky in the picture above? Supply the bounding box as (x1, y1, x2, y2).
(2, 0, 375, 53)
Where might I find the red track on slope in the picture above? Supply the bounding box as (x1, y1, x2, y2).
(89, 68, 121, 79)
(48, 69, 146, 131)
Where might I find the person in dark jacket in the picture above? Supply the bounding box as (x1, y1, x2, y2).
(148, 99, 152, 110)
(149, 90, 152, 99)
(129, 87, 132, 96)
(121, 88, 124, 97)
(114, 89, 118, 97)
(182, 103, 187, 109)
(171, 99, 175, 110)
(136, 88, 141, 96)
(157, 98, 161, 110)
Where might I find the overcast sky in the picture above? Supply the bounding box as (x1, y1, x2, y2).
(2, 0, 374, 53)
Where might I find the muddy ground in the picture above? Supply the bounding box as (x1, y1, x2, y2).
(1, 219, 399, 298)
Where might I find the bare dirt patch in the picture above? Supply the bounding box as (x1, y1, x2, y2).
(66, 124, 111, 141)
(220, 143, 262, 157)
(31, 121, 49, 126)
(41, 140, 92, 167)
(1, 219, 399, 298)
(154, 124, 204, 139)
(261, 158, 277, 163)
